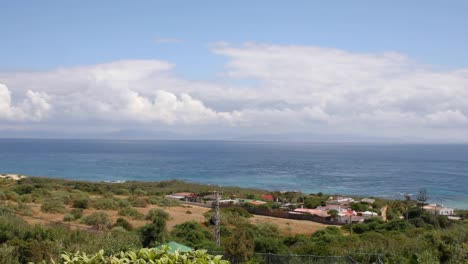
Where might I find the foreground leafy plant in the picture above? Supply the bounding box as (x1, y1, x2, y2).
(58, 247, 229, 264)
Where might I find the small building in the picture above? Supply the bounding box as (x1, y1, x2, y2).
(262, 194, 275, 202)
(293, 208, 329, 217)
(248, 200, 267, 206)
(360, 211, 378, 218)
(361, 198, 376, 204)
(423, 204, 454, 215)
(327, 196, 355, 205)
(165, 192, 197, 202)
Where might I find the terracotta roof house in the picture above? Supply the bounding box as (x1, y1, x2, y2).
(262, 194, 275, 202)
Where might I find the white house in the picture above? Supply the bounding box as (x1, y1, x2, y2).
(423, 204, 454, 215)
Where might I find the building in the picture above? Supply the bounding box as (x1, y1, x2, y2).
(262, 194, 275, 202)
(423, 204, 454, 215)
(165, 192, 197, 202)
(293, 208, 329, 217)
(361, 198, 376, 204)
(327, 196, 355, 205)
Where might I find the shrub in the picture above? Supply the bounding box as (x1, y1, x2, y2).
(63, 213, 75, 222)
(223, 207, 252, 218)
(118, 207, 144, 220)
(145, 208, 170, 222)
(147, 196, 182, 207)
(41, 199, 66, 213)
(112, 188, 130, 195)
(186, 210, 192, 214)
(171, 221, 214, 249)
(113, 218, 133, 231)
(11, 202, 32, 216)
(13, 184, 35, 195)
(18, 194, 33, 203)
(116, 199, 132, 208)
(51, 191, 72, 204)
(81, 212, 112, 229)
(71, 197, 89, 209)
(133, 188, 148, 196)
(0, 244, 19, 264)
(5, 191, 19, 202)
(70, 208, 83, 220)
(131, 198, 148, 208)
(92, 198, 119, 210)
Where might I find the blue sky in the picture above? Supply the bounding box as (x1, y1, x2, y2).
(2, 1, 468, 75)
(1, 1, 468, 141)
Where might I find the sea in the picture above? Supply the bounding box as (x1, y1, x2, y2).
(0, 139, 467, 209)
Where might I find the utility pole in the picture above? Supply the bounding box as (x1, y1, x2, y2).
(213, 191, 221, 247)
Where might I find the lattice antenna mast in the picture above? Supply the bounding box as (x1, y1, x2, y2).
(213, 191, 221, 247)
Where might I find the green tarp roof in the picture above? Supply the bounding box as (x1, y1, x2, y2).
(156, 241, 193, 253)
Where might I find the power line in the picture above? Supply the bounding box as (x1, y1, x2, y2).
(213, 190, 221, 247)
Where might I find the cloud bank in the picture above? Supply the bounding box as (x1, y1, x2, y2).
(1, 44, 467, 141)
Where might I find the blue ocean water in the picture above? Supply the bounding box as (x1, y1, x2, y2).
(0, 139, 467, 209)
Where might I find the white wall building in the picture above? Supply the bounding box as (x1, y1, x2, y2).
(423, 204, 454, 215)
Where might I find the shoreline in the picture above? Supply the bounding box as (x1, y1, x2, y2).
(3, 174, 467, 210)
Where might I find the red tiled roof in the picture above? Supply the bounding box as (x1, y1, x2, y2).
(262, 194, 275, 201)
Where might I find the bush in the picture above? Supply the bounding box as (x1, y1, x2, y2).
(51, 191, 72, 204)
(118, 207, 144, 220)
(133, 188, 148, 196)
(92, 198, 119, 210)
(0, 244, 19, 264)
(63, 213, 75, 222)
(81, 212, 112, 229)
(145, 208, 170, 222)
(223, 207, 252, 218)
(171, 221, 214, 248)
(113, 218, 133, 231)
(4, 191, 19, 202)
(131, 198, 148, 208)
(112, 188, 130, 195)
(71, 197, 89, 209)
(156, 198, 181, 207)
(13, 184, 35, 195)
(70, 208, 83, 220)
(41, 199, 66, 213)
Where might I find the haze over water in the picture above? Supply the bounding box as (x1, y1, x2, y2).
(1, 139, 467, 209)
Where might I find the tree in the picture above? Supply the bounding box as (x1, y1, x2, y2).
(416, 188, 428, 208)
(224, 221, 254, 263)
(140, 209, 170, 247)
(170, 221, 213, 248)
(303, 196, 325, 209)
(327, 209, 339, 220)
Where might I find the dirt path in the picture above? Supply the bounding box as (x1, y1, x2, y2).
(381, 205, 388, 221)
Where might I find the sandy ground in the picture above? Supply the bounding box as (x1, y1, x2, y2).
(20, 202, 329, 235)
(0, 174, 27, 181)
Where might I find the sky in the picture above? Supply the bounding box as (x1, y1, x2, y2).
(1, 1, 468, 142)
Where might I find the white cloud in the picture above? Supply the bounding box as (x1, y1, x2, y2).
(1, 44, 468, 141)
(0, 83, 50, 121)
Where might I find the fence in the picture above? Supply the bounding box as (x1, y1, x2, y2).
(217, 203, 343, 225)
(209, 251, 386, 264)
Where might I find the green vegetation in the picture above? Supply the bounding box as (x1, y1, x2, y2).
(80, 212, 112, 230)
(118, 207, 144, 220)
(60, 247, 228, 264)
(0, 176, 467, 263)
